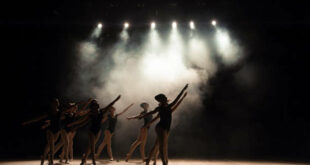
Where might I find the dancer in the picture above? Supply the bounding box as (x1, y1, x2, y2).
(55, 99, 92, 162)
(146, 92, 187, 165)
(140, 84, 188, 165)
(125, 103, 153, 162)
(96, 103, 134, 161)
(67, 95, 121, 165)
(22, 98, 73, 165)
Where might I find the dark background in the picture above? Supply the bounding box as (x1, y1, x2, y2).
(1, 0, 309, 162)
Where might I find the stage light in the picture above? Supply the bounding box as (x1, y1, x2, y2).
(172, 21, 177, 29)
(189, 21, 195, 29)
(151, 22, 156, 29)
(212, 20, 217, 26)
(97, 23, 102, 28)
(124, 22, 129, 29)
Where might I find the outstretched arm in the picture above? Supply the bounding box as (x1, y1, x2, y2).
(117, 103, 134, 116)
(171, 92, 187, 113)
(76, 99, 92, 117)
(80, 98, 93, 111)
(127, 112, 142, 120)
(103, 95, 121, 109)
(138, 108, 158, 119)
(22, 114, 48, 126)
(67, 115, 90, 127)
(169, 84, 188, 108)
(144, 114, 160, 128)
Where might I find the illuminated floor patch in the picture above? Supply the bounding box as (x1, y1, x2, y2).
(0, 159, 308, 165)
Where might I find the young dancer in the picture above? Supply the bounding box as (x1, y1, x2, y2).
(95, 103, 134, 161)
(139, 84, 188, 165)
(22, 98, 73, 165)
(55, 99, 92, 162)
(125, 103, 153, 161)
(145, 92, 187, 165)
(67, 95, 121, 165)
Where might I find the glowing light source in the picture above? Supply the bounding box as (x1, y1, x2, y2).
(172, 21, 177, 29)
(189, 21, 195, 29)
(151, 22, 156, 29)
(97, 23, 102, 28)
(124, 22, 129, 29)
(212, 20, 217, 26)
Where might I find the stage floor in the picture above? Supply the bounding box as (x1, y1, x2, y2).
(0, 159, 308, 165)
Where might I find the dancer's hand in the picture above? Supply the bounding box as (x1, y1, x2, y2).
(183, 84, 189, 91)
(116, 95, 121, 100)
(183, 92, 187, 97)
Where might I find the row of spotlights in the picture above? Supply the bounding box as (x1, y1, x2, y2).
(97, 20, 217, 29)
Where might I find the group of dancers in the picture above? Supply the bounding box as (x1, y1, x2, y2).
(22, 84, 189, 165)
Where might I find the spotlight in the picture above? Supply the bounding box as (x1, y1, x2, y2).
(124, 22, 129, 29)
(212, 20, 217, 26)
(97, 23, 102, 28)
(172, 21, 177, 29)
(189, 21, 195, 29)
(151, 22, 156, 29)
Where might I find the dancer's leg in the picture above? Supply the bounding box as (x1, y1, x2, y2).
(81, 132, 95, 165)
(163, 131, 169, 164)
(145, 137, 159, 165)
(139, 127, 148, 160)
(156, 127, 166, 165)
(126, 128, 143, 161)
(69, 131, 77, 160)
(96, 130, 108, 157)
(106, 131, 114, 160)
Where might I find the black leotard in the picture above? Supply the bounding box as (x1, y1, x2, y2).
(107, 114, 118, 133)
(47, 111, 62, 133)
(140, 111, 153, 128)
(89, 110, 106, 134)
(63, 113, 75, 132)
(156, 105, 172, 131)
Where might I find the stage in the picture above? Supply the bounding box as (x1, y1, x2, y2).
(0, 159, 308, 165)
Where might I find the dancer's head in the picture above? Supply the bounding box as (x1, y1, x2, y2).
(49, 98, 60, 114)
(140, 103, 149, 111)
(90, 100, 99, 111)
(109, 106, 116, 116)
(155, 94, 168, 105)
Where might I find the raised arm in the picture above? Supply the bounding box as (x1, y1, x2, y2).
(22, 114, 48, 126)
(171, 92, 187, 113)
(103, 95, 121, 109)
(169, 84, 188, 108)
(116, 103, 134, 116)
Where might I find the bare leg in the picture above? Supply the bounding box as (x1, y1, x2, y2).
(106, 131, 114, 160)
(140, 127, 148, 160)
(163, 131, 169, 164)
(156, 127, 166, 165)
(145, 138, 159, 165)
(152, 144, 159, 165)
(91, 131, 102, 164)
(126, 128, 143, 161)
(96, 130, 109, 158)
(81, 132, 95, 165)
(69, 131, 77, 160)
(59, 129, 69, 163)
(41, 131, 51, 165)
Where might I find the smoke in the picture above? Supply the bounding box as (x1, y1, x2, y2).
(66, 26, 245, 156)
